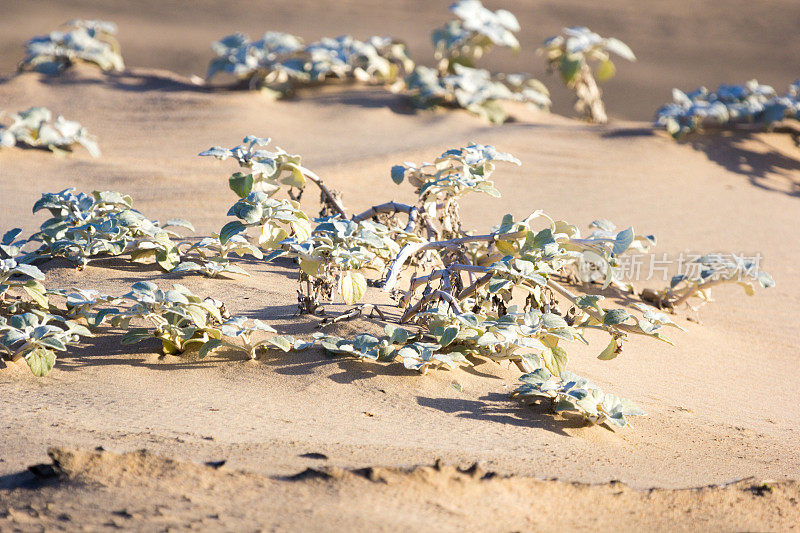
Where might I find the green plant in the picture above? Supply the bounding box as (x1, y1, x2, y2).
(199, 316, 307, 360)
(389, 143, 519, 240)
(112, 282, 223, 355)
(402, 0, 549, 123)
(433, 0, 521, 72)
(18, 19, 124, 74)
(348, 144, 768, 425)
(511, 368, 645, 428)
(0, 257, 47, 311)
(0, 229, 49, 312)
(185, 233, 263, 260)
(206, 32, 413, 96)
(0, 310, 91, 376)
(200, 135, 345, 216)
(0, 107, 100, 157)
(540, 27, 635, 124)
(63, 289, 123, 327)
(641, 253, 776, 311)
(655, 79, 800, 139)
(220, 191, 312, 250)
(58, 284, 302, 360)
(268, 217, 414, 313)
(11, 138, 776, 433)
(29, 189, 193, 271)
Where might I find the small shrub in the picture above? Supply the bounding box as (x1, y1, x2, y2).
(403, 0, 550, 123)
(0, 310, 91, 376)
(390, 143, 519, 240)
(199, 135, 345, 216)
(0, 245, 47, 311)
(267, 217, 416, 312)
(642, 253, 776, 311)
(61, 283, 301, 360)
(432, 0, 522, 72)
(171, 258, 251, 279)
(540, 26, 635, 124)
(201, 316, 307, 360)
(19, 19, 124, 74)
(5, 137, 775, 431)
(405, 64, 550, 123)
(29, 188, 193, 270)
(511, 368, 645, 428)
(0, 107, 100, 157)
(655, 79, 800, 139)
(206, 32, 413, 96)
(113, 282, 225, 355)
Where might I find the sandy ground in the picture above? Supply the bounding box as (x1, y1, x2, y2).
(1, 1, 800, 531)
(2, 0, 800, 121)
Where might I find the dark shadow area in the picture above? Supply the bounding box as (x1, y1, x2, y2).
(30, 68, 211, 94)
(416, 392, 587, 436)
(260, 347, 416, 383)
(51, 323, 415, 381)
(54, 331, 249, 373)
(0, 470, 52, 491)
(601, 126, 657, 138)
(295, 85, 417, 116)
(105, 71, 211, 93)
(688, 131, 800, 197)
(0, 143, 76, 155)
(34, 256, 162, 277)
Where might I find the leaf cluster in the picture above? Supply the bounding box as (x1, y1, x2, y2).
(391, 143, 520, 239)
(207, 32, 413, 95)
(540, 26, 635, 86)
(511, 368, 646, 428)
(199, 135, 311, 198)
(642, 253, 776, 310)
(0, 310, 91, 376)
(29, 188, 193, 270)
(655, 79, 800, 139)
(432, 0, 521, 71)
(539, 26, 635, 123)
(0, 107, 100, 157)
(18, 19, 124, 74)
(403, 1, 550, 124)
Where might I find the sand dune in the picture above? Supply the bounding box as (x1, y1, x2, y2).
(1, 1, 800, 530)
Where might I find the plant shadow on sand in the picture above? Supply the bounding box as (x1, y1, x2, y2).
(288, 85, 418, 116)
(51, 333, 581, 435)
(32, 68, 210, 94)
(416, 393, 589, 436)
(604, 126, 800, 196)
(24, 66, 418, 117)
(601, 126, 657, 138)
(687, 131, 800, 196)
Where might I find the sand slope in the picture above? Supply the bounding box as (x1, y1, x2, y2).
(2, 0, 800, 121)
(2, 448, 798, 532)
(1, 3, 800, 529)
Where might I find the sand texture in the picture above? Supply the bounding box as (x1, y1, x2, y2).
(1, 1, 800, 531)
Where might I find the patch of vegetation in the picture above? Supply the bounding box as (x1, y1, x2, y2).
(0, 310, 91, 376)
(27, 189, 192, 271)
(19, 19, 124, 74)
(655, 79, 800, 139)
(402, 0, 550, 123)
(0, 107, 100, 157)
(206, 32, 413, 96)
(0, 137, 776, 427)
(540, 26, 635, 124)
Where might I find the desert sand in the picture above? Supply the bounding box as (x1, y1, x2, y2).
(1, 1, 800, 531)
